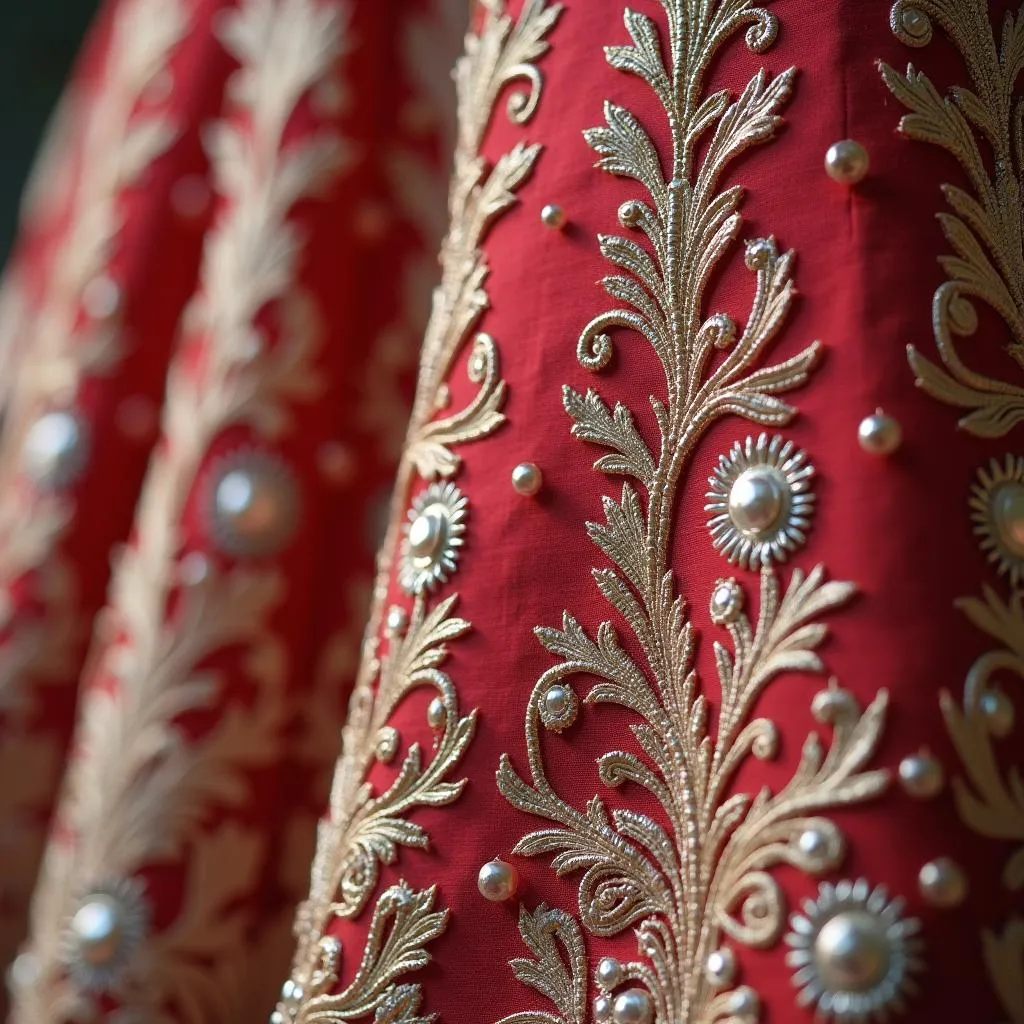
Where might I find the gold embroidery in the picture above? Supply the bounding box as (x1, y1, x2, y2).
(11, 0, 350, 1020)
(884, 4, 1024, 1019)
(278, 2, 562, 1021)
(356, 0, 467, 461)
(938, 583, 1024, 1021)
(882, 1, 1024, 438)
(498, 3, 890, 1021)
(0, 0, 189, 983)
(404, 0, 563, 479)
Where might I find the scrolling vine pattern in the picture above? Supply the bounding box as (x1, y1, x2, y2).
(275, 3, 563, 1021)
(883, 3, 1024, 1017)
(498, 2, 890, 1022)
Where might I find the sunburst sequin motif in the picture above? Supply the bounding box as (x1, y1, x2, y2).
(970, 454, 1024, 586)
(61, 877, 150, 993)
(399, 481, 468, 594)
(706, 433, 815, 569)
(785, 878, 923, 1022)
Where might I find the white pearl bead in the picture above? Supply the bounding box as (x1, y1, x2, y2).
(728, 468, 783, 535)
(898, 751, 944, 798)
(594, 995, 613, 1022)
(704, 947, 736, 988)
(512, 462, 543, 496)
(375, 726, 400, 763)
(540, 204, 567, 229)
(596, 956, 624, 988)
(8, 951, 40, 989)
(858, 409, 902, 455)
(825, 139, 870, 185)
(612, 988, 652, 1024)
(22, 410, 88, 489)
(814, 910, 891, 991)
(408, 510, 445, 561)
(544, 685, 570, 717)
(426, 696, 446, 731)
(386, 606, 409, 636)
(726, 987, 760, 1017)
(70, 895, 123, 967)
(709, 579, 743, 625)
(919, 857, 968, 907)
(797, 827, 840, 868)
(477, 858, 517, 902)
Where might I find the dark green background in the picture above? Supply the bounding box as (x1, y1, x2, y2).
(0, 3, 102, 265)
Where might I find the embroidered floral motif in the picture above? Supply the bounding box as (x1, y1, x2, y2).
(498, 3, 891, 1022)
(883, 0, 1024, 438)
(884, 4, 1024, 1019)
(10, 1, 351, 1020)
(0, 0, 189, 985)
(277, 3, 563, 1021)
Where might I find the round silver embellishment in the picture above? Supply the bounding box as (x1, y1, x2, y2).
(612, 988, 652, 1024)
(541, 203, 567, 230)
(970, 455, 1024, 585)
(399, 481, 467, 594)
(62, 879, 149, 992)
(786, 878, 922, 1022)
(477, 858, 517, 902)
(704, 947, 737, 988)
(918, 857, 967, 907)
(594, 995, 613, 1023)
(22, 409, 89, 490)
(891, 2, 932, 45)
(825, 139, 870, 185)
(857, 409, 902, 456)
(540, 682, 578, 732)
(706, 434, 815, 569)
(511, 461, 543, 496)
(897, 751, 944, 799)
(205, 450, 300, 559)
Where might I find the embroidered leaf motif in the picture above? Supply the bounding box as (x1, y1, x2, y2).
(499, 3, 889, 1021)
(278, 5, 563, 1020)
(296, 884, 448, 1024)
(882, 1, 1024, 436)
(498, 905, 588, 1024)
(886, 6, 1024, 1020)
